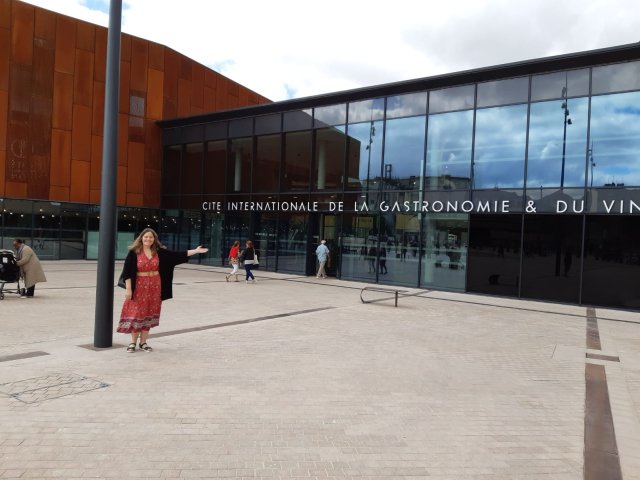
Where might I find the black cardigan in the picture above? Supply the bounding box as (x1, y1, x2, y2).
(122, 248, 188, 301)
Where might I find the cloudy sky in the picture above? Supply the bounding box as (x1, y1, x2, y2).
(20, 0, 640, 101)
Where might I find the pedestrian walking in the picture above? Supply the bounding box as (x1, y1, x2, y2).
(315, 240, 330, 278)
(117, 228, 208, 353)
(225, 240, 241, 282)
(238, 240, 257, 283)
(13, 239, 47, 298)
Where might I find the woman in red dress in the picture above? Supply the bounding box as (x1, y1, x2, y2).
(117, 228, 208, 353)
(225, 240, 240, 282)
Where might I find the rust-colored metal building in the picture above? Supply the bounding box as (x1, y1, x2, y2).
(0, 0, 269, 208)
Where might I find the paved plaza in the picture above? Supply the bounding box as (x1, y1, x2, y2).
(1, 261, 640, 479)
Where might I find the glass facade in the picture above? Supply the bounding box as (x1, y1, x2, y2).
(152, 56, 640, 310)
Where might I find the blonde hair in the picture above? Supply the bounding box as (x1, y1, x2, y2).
(129, 228, 165, 253)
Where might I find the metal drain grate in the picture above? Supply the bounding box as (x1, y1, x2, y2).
(0, 373, 109, 404)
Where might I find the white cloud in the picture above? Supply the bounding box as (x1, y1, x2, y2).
(19, 0, 640, 101)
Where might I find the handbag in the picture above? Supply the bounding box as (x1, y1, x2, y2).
(253, 253, 259, 267)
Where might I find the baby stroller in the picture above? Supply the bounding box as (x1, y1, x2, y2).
(0, 249, 24, 300)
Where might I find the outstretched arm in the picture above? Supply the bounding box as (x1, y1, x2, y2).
(187, 245, 208, 257)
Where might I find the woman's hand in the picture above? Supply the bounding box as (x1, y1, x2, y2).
(188, 245, 209, 256)
(125, 288, 132, 300)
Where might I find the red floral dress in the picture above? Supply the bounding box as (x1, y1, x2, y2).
(117, 253, 161, 333)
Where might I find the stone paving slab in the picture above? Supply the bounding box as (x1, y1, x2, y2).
(0, 261, 639, 478)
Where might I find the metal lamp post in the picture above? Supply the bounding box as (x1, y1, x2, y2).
(560, 86, 572, 190)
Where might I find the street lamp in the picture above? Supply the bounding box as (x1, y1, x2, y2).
(588, 143, 596, 189)
(365, 120, 376, 205)
(560, 85, 572, 190)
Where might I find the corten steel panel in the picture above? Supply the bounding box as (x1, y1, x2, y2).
(120, 33, 131, 62)
(73, 49, 94, 107)
(89, 188, 99, 204)
(143, 168, 160, 207)
(52, 71, 73, 129)
(29, 96, 52, 156)
(204, 70, 216, 89)
(49, 185, 69, 201)
(163, 49, 179, 102)
(6, 122, 28, 181)
(27, 154, 49, 199)
(179, 56, 191, 81)
(144, 119, 161, 170)
(0, 90, 7, 149)
(9, 64, 31, 123)
(146, 68, 163, 120)
(75, 21, 94, 52)
(32, 37, 55, 98)
(162, 96, 176, 119)
(130, 38, 148, 93)
(203, 86, 216, 112)
(5, 180, 27, 197)
(148, 42, 164, 71)
(54, 16, 76, 74)
(0, 149, 5, 196)
(69, 158, 89, 202)
(118, 61, 130, 114)
(117, 112, 127, 166)
(0, 0, 10, 29)
(191, 63, 204, 109)
(215, 78, 229, 110)
(126, 192, 143, 206)
(91, 80, 104, 135)
(116, 164, 126, 205)
(227, 80, 239, 97)
(71, 103, 91, 161)
(126, 141, 144, 194)
(50, 128, 71, 187)
(0, 28, 9, 91)
(94, 27, 106, 82)
(10, 1, 34, 66)
(89, 134, 101, 189)
(177, 78, 191, 117)
(34, 7, 55, 42)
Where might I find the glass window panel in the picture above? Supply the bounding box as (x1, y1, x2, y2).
(282, 131, 312, 191)
(467, 213, 521, 297)
(162, 145, 181, 195)
(227, 138, 252, 193)
(590, 91, 640, 187)
(33, 201, 61, 230)
(276, 213, 308, 274)
(583, 216, 640, 309)
(521, 214, 581, 303)
(477, 77, 529, 108)
(204, 140, 226, 194)
(422, 213, 468, 291)
(426, 110, 473, 190)
(60, 203, 88, 230)
(383, 116, 426, 191)
(386, 92, 427, 119)
(229, 118, 253, 137)
(314, 104, 346, 127)
(254, 134, 281, 192)
(592, 60, 640, 95)
(339, 213, 380, 282)
(181, 143, 203, 195)
(3, 199, 32, 228)
(283, 109, 313, 131)
(473, 104, 528, 189)
(429, 85, 474, 114)
(314, 127, 346, 191)
(255, 114, 281, 135)
(348, 98, 385, 123)
(531, 69, 590, 101)
(345, 120, 384, 195)
(60, 230, 85, 260)
(527, 97, 589, 188)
